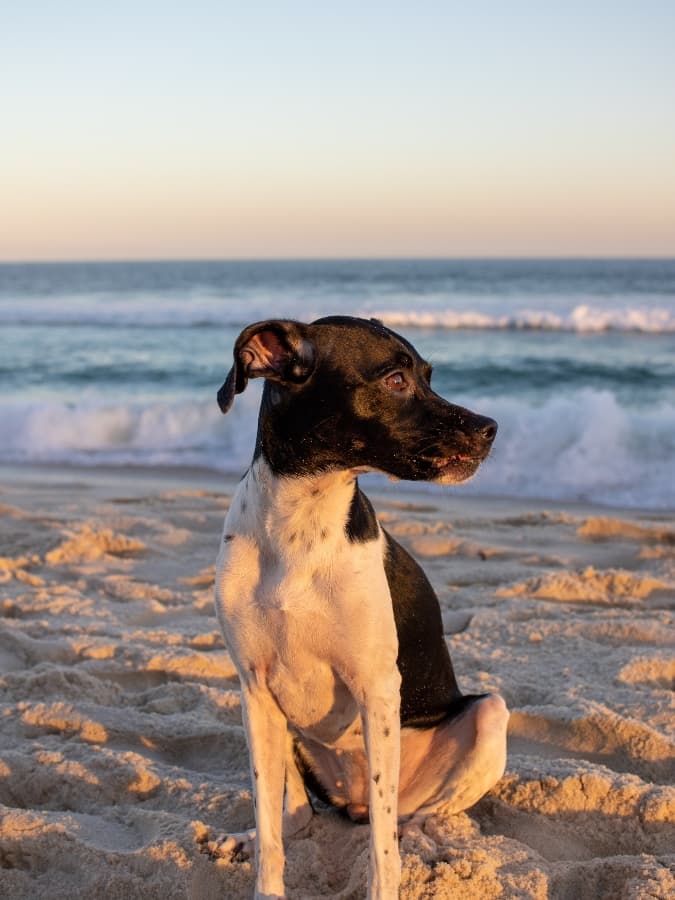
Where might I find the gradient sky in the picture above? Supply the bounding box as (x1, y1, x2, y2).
(2, 1, 675, 260)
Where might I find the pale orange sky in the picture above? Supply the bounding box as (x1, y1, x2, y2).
(2, 3, 674, 260)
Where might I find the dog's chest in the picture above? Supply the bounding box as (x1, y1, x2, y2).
(215, 468, 397, 737)
(217, 536, 384, 737)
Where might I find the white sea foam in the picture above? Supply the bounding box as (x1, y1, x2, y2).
(2, 388, 674, 509)
(370, 303, 675, 333)
(455, 389, 675, 509)
(0, 387, 261, 471)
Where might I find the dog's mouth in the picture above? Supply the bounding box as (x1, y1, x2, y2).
(434, 454, 479, 465)
(423, 452, 486, 484)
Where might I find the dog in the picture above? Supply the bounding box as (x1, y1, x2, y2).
(213, 316, 509, 899)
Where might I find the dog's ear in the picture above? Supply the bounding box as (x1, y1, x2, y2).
(217, 320, 315, 414)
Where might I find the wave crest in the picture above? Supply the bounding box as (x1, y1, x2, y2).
(370, 304, 675, 333)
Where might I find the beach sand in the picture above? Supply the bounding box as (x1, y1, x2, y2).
(0, 465, 673, 899)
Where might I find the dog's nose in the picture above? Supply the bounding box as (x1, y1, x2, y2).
(475, 416, 498, 444)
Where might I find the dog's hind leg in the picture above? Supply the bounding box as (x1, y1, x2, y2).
(398, 692, 509, 820)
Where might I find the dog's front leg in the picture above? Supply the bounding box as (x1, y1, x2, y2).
(241, 684, 287, 900)
(362, 677, 402, 899)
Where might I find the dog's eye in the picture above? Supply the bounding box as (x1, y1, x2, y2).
(384, 371, 407, 392)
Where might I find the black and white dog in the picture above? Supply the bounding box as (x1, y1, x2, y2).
(214, 317, 508, 899)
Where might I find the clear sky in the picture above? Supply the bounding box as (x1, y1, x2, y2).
(2, 1, 675, 260)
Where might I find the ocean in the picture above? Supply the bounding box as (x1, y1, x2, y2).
(1, 258, 673, 509)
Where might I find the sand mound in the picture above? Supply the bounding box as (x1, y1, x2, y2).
(387, 519, 451, 537)
(617, 656, 675, 691)
(45, 526, 146, 564)
(0, 555, 44, 587)
(497, 566, 671, 603)
(578, 517, 675, 544)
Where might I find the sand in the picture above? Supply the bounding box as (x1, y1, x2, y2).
(0, 464, 673, 899)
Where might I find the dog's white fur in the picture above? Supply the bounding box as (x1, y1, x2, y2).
(215, 458, 508, 898)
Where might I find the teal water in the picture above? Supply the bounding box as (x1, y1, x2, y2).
(1, 259, 674, 508)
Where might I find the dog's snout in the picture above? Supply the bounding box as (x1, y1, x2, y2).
(474, 416, 498, 444)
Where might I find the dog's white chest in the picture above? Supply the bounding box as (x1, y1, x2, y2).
(214, 465, 398, 740)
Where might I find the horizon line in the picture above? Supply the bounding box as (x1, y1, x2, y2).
(1, 254, 675, 266)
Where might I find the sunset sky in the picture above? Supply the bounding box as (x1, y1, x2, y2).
(2, 2, 675, 260)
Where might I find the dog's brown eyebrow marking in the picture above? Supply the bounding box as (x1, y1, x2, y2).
(372, 352, 414, 379)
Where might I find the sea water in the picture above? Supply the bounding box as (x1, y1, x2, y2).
(1, 259, 673, 509)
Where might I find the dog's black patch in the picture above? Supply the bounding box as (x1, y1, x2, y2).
(383, 531, 463, 727)
(292, 740, 337, 809)
(345, 482, 379, 543)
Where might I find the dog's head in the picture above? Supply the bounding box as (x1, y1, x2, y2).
(218, 316, 497, 483)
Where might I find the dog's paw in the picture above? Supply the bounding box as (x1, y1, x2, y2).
(399, 817, 438, 856)
(205, 828, 256, 862)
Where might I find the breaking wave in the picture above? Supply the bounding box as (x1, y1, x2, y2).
(2, 387, 674, 509)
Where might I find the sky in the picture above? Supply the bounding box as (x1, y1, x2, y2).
(2, 1, 675, 260)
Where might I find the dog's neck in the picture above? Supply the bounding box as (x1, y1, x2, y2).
(242, 457, 362, 550)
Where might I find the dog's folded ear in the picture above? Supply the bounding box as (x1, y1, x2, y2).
(217, 320, 315, 414)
